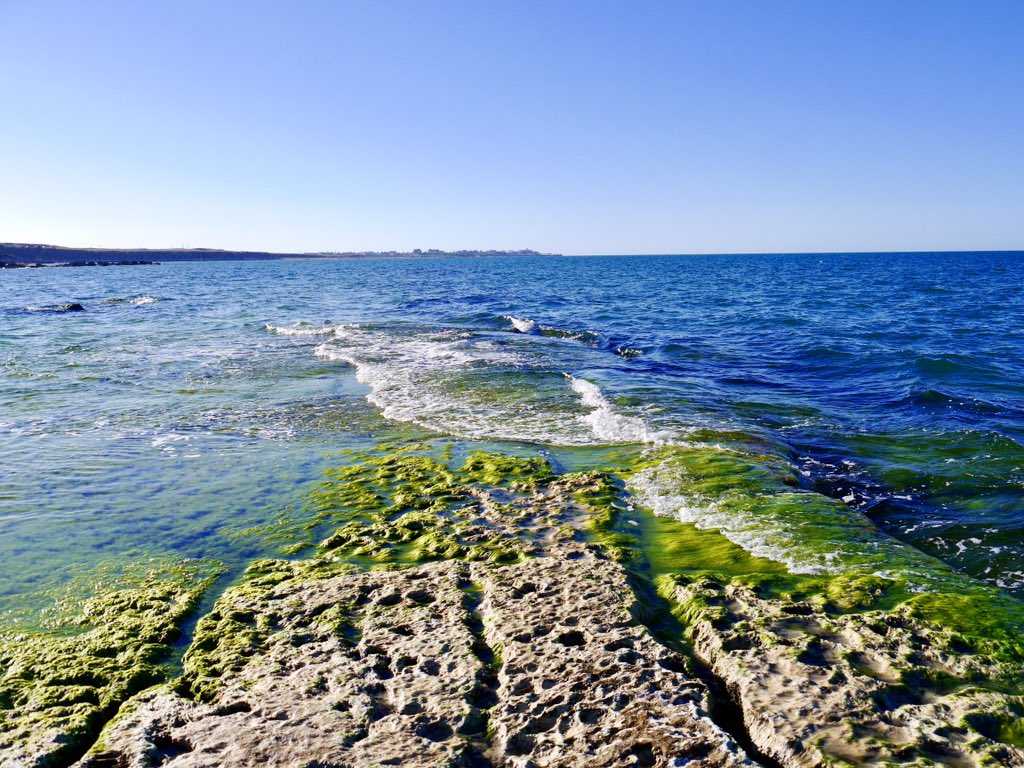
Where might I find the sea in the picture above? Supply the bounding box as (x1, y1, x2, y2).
(2, 252, 1023, 624)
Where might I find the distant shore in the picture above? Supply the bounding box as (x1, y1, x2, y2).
(0, 242, 557, 267)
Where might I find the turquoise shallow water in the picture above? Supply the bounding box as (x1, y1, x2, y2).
(2, 253, 1023, 622)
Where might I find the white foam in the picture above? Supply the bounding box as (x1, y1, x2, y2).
(151, 432, 193, 453)
(629, 459, 838, 575)
(567, 375, 670, 445)
(504, 315, 538, 334)
(130, 295, 157, 306)
(265, 322, 336, 337)
(314, 325, 594, 444)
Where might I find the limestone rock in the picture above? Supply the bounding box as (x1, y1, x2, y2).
(0, 566, 217, 768)
(474, 547, 749, 767)
(668, 576, 1024, 768)
(78, 547, 748, 768)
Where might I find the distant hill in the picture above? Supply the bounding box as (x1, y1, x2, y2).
(0, 242, 556, 266)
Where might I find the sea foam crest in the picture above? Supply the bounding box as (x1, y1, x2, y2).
(265, 321, 336, 337)
(315, 325, 596, 444)
(503, 314, 601, 346)
(503, 315, 538, 334)
(566, 375, 669, 445)
(628, 460, 838, 575)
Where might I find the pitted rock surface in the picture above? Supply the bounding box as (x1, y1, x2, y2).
(669, 577, 1024, 768)
(473, 547, 750, 768)
(0, 569, 216, 768)
(78, 561, 480, 768)
(76, 547, 748, 768)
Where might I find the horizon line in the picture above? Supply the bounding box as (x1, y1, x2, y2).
(3, 240, 1024, 259)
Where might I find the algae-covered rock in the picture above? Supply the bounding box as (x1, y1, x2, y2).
(20, 446, 1024, 768)
(86, 560, 483, 767)
(0, 561, 220, 768)
(76, 454, 749, 768)
(664, 575, 1024, 767)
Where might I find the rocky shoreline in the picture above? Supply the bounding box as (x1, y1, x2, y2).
(3, 450, 1024, 767)
(0, 261, 158, 269)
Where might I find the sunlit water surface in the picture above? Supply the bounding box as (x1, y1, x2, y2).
(2, 253, 1023, 622)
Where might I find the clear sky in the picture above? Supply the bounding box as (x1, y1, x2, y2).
(1, 1, 1021, 254)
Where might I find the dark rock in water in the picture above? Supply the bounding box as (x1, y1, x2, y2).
(26, 303, 86, 313)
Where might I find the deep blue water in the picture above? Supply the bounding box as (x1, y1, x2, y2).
(2, 252, 1023, 620)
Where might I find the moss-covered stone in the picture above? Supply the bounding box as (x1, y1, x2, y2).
(0, 560, 221, 767)
(458, 451, 553, 487)
(12, 440, 1024, 767)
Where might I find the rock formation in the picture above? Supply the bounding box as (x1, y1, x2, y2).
(4, 450, 1024, 768)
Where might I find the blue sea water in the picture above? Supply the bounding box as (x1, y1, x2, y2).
(2, 252, 1023, 621)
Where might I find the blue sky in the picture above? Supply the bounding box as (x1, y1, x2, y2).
(1, 1, 1021, 254)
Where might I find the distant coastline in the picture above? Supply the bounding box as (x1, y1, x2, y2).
(0, 242, 557, 268)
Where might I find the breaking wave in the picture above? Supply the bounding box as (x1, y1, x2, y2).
(304, 323, 664, 446)
(502, 314, 601, 346)
(23, 303, 85, 314)
(566, 375, 669, 445)
(313, 325, 598, 444)
(265, 322, 337, 337)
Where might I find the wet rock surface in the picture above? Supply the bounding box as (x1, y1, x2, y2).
(9, 451, 1024, 768)
(0, 565, 219, 768)
(79, 561, 481, 768)
(668, 576, 1024, 767)
(77, 547, 748, 768)
(68, 463, 749, 768)
(473, 549, 748, 767)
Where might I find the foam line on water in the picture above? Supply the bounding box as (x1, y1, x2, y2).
(566, 374, 670, 445)
(265, 322, 337, 337)
(313, 325, 596, 445)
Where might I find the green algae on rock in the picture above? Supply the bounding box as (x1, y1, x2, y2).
(620, 444, 1024, 650)
(177, 451, 601, 707)
(579, 441, 1024, 766)
(76, 451, 750, 768)
(310, 450, 572, 567)
(15, 445, 1024, 768)
(0, 560, 222, 768)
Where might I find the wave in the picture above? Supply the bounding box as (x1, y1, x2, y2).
(504, 315, 537, 334)
(566, 375, 668, 444)
(100, 295, 160, 306)
(501, 314, 601, 346)
(628, 456, 950, 584)
(914, 353, 997, 379)
(314, 325, 599, 444)
(265, 322, 336, 337)
(613, 346, 643, 359)
(308, 323, 669, 446)
(905, 388, 1004, 416)
(629, 461, 829, 574)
